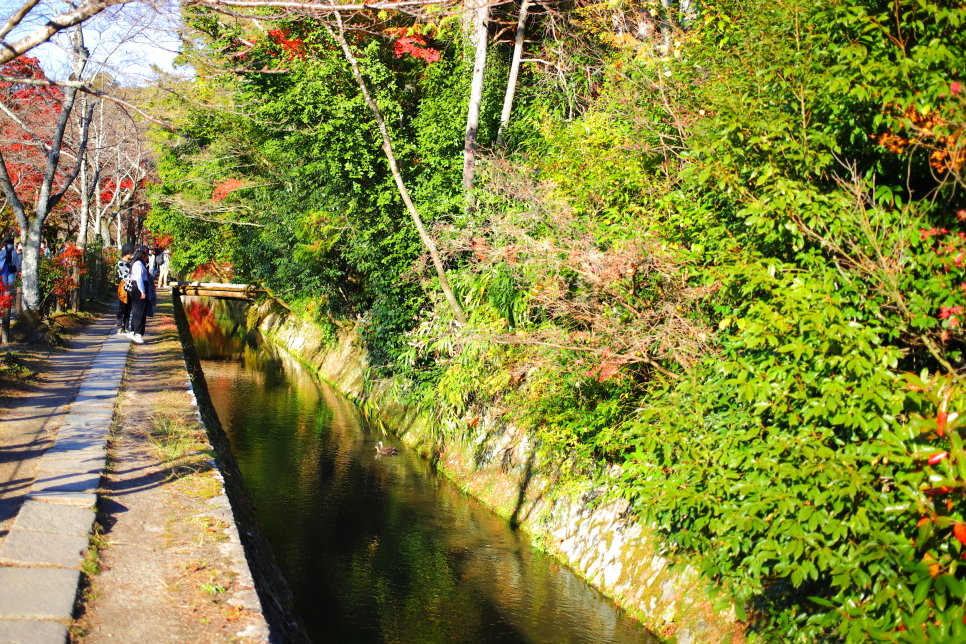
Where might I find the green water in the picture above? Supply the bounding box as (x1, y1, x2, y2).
(186, 296, 657, 644)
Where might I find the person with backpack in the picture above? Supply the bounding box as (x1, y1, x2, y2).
(115, 243, 134, 335)
(128, 245, 156, 345)
(0, 238, 21, 290)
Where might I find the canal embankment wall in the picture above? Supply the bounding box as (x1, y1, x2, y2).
(251, 301, 743, 644)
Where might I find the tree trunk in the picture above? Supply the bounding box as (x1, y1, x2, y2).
(73, 157, 90, 312)
(19, 218, 43, 311)
(0, 28, 91, 316)
(462, 0, 490, 198)
(1, 303, 10, 343)
(496, 0, 531, 147)
(328, 15, 468, 325)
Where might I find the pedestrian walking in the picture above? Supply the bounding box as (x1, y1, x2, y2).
(157, 247, 172, 288)
(0, 238, 21, 290)
(148, 248, 158, 280)
(115, 243, 134, 335)
(39, 240, 50, 257)
(128, 245, 155, 345)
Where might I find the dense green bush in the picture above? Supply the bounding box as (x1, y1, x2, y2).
(613, 0, 966, 640)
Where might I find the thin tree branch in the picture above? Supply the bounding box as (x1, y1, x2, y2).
(0, 99, 53, 159)
(180, 213, 267, 227)
(0, 0, 127, 66)
(327, 12, 468, 324)
(0, 148, 26, 226)
(0, 75, 176, 129)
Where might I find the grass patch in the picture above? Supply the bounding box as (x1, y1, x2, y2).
(146, 411, 213, 477)
(0, 350, 37, 383)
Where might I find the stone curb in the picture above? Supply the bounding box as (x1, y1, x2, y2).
(0, 330, 131, 644)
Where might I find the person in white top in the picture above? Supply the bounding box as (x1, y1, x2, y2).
(128, 245, 154, 344)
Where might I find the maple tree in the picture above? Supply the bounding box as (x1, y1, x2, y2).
(0, 32, 95, 320)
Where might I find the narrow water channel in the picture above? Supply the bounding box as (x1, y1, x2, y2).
(185, 296, 656, 644)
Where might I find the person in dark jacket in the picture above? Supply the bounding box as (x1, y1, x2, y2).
(115, 243, 134, 334)
(0, 238, 20, 290)
(128, 245, 154, 344)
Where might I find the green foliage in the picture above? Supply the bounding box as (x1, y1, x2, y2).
(152, 0, 966, 639)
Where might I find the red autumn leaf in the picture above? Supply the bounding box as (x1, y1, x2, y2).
(954, 523, 966, 547)
(928, 451, 949, 465)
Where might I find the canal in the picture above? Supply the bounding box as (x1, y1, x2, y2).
(184, 296, 656, 644)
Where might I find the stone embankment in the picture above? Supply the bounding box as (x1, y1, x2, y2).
(0, 296, 276, 644)
(252, 302, 744, 644)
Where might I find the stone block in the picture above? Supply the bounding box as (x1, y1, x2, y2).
(75, 389, 117, 400)
(71, 396, 115, 408)
(31, 472, 101, 494)
(82, 380, 120, 391)
(45, 439, 106, 454)
(26, 491, 96, 508)
(13, 500, 96, 537)
(62, 408, 113, 421)
(42, 446, 106, 462)
(0, 529, 89, 569)
(56, 415, 111, 429)
(0, 620, 68, 644)
(37, 449, 105, 465)
(0, 568, 80, 620)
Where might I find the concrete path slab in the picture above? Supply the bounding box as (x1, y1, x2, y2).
(39, 443, 105, 459)
(44, 444, 107, 457)
(0, 568, 80, 620)
(12, 500, 95, 536)
(35, 457, 105, 474)
(0, 529, 88, 568)
(0, 619, 68, 644)
(52, 428, 110, 442)
(65, 403, 113, 414)
(30, 472, 101, 494)
(0, 314, 117, 542)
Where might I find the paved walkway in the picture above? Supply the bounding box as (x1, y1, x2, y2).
(0, 316, 130, 643)
(0, 315, 119, 540)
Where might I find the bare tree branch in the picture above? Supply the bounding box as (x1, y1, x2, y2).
(0, 0, 41, 42)
(49, 102, 96, 211)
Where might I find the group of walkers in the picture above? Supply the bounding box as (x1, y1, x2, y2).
(115, 245, 172, 344)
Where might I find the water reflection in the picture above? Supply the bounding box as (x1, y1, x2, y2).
(186, 296, 656, 644)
